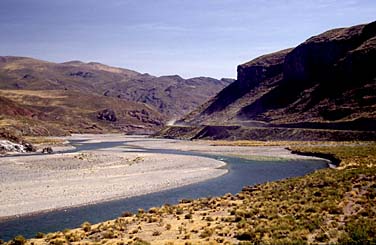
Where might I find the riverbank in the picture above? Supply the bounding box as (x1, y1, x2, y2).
(10, 141, 374, 245)
(0, 135, 228, 219)
(0, 134, 325, 220)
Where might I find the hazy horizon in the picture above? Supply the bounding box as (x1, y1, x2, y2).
(1, 0, 375, 79)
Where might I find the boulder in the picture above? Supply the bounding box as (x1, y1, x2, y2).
(97, 109, 117, 122)
(41, 147, 53, 154)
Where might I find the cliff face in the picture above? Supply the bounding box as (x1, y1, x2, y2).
(182, 21, 376, 128)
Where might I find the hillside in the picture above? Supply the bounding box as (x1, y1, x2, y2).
(0, 90, 164, 136)
(0, 57, 232, 118)
(178, 21, 376, 138)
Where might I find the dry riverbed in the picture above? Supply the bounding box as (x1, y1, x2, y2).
(0, 134, 321, 219)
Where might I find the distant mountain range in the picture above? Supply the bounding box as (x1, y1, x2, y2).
(163, 21, 376, 140)
(0, 57, 232, 136)
(0, 57, 232, 118)
(2, 21, 375, 140)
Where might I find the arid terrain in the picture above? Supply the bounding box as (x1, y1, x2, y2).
(2, 137, 374, 245)
(0, 135, 230, 219)
(174, 21, 376, 141)
(0, 20, 375, 245)
(0, 56, 232, 118)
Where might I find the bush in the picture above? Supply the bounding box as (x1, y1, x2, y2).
(12, 235, 26, 245)
(133, 237, 151, 245)
(236, 231, 255, 241)
(81, 221, 91, 232)
(339, 218, 376, 245)
(199, 228, 213, 238)
(35, 232, 45, 238)
(184, 213, 192, 219)
(165, 224, 172, 230)
(122, 211, 133, 217)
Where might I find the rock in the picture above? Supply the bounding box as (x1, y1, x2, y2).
(0, 140, 27, 153)
(42, 147, 53, 154)
(181, 20, 376, 129)
(23, 142, 36, 152)
(69, 71, 93, 78)
(97, 109, 117, 122)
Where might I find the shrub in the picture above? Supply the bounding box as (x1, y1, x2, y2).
(49, 238, 66, 245)
(165, 224, 172, 230)
(12, 235, 26, 245)
(133, 237, 151, 245)
(81, 221, 91, 232)
(35, 232, 45, 238)
(148, 207, 158, 214)
(338, 218, 376, 245)
(236, 231, 255, 241)
(199, 228, 213, 238)
(185, 213, 192, 219)
(102, 230, 114, 239)
(122, 211, 133, 217)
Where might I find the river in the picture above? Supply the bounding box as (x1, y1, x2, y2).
(0, 138, 328, 241)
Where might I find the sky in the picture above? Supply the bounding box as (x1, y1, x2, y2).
(0, 0, 375, 79)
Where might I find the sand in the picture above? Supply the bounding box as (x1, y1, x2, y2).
(0, 134, 324, 219)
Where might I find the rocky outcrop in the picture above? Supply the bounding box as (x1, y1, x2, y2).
(0, 129, 36, 153)
(97, 109, 117, 122)
(0, 140, 29, 153)
(181, 21, 376, 130)
(158, 125, 376, 141)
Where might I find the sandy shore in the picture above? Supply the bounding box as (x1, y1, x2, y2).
(0, 134, 324, 218)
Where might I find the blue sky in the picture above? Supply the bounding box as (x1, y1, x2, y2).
(0, 0, 375, 78)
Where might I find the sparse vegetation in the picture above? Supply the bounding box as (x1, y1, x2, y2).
(5, 142, 376, 244)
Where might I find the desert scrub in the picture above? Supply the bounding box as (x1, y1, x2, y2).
(10, 236, 26, 245)
(34, 232, 45, 238)
(9, 142, 375, 244)
(291, 143, 376, 169)
(81, 221, 91, 232)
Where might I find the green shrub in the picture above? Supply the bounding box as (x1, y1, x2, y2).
(339, 218, 376, 245)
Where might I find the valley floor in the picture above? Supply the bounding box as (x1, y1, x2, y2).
(0, 134, 318, 219)
(0, 135, 225, 218)
(2, 135, 375, 244)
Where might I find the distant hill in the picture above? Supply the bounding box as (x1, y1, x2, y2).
(0, 89, 164, 136)
(165, 21, 376, 140)
(0, 57, 232, 118)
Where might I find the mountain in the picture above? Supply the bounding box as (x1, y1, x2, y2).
(163, 21, 376, 140)
(0, 89, 164, 136)
(0, 57, 232, 118)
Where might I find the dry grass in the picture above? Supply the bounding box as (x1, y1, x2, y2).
(207, 139, 370, 147)
(0, 89, 164, 136)
(23, 136, 66, 146)
(291, 143, 376, 169)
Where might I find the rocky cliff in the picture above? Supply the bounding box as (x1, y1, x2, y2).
(181, 21, 376, 132)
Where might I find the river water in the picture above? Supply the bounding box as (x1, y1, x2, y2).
(0, 139, 328, 241)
